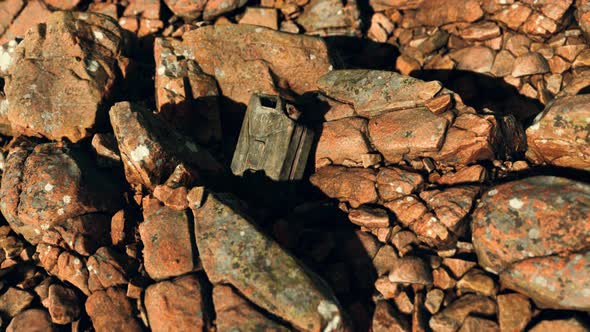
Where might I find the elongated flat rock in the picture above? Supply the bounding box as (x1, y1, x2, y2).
(193, 193, 350, 332)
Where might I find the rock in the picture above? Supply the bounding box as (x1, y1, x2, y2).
(388, 256, 433, 285)
(512, 53, 550, 77)
(0, 143, 122, 247)
(459, 21, 501, 41)
(177, 25, 332, 106)
(110, 209, 133, 247)
(4, 11, 127, 142)
(145, 274, 208, 331)
(109, 101, 220, 190)
(310, 166, 378, 208)
(415, 0, 484, 26)
(384, 196, 452, 247)
(376, 167, 424, 201)
(369, 107, 449, 164)
(0, 0, 24, 39)
(420, 186, 479, 235)
(316, 118, 371, 166)
(529, 318, 589, 332)
(491, 50, 516, 77)
(318, 70, 443, 117)
(92, 133, 122, 166)
(442, 258, 477, 278)
(458, 316, 499, 332)
(500, 252, 590, 311)
(153, 37, 222, 144)
(372, 245, 398, 276)
(472, 176, 590, 310)
(425, 94, 453, 114)
(44, 0, 80, 10)
(368, 13, 394, 43)
(425, 288, 445, 314)
(435, 165, 487, 186)
(372, 301, 410, 332)
(492, 4, 532, 30)
(433, 267, 457, 290)
(429, 294, 497, 332)
(374, 276, 399, 299)
(348, 206, 390, 228)
(163, 0, 248, 20)
(0, 0, 51, 45)
(456, 269, 497, 297)
(497, 293, 532, 332)
(213, 285, 290, 331)
(193, 193, 350, 331)
(37, 244, 90, 295)
(6, 309, 55, 332)
(239, 7, 279, 30)
(139, 201, 197, 280)
(450, 46, 496, 73)
(0, 287, 34, 317)
(369, 0, 423, 11)
(86, 287, 142, 332)
(87, 247, 136, 292)
(526, 95, 590, 170)
(45, 284, 81, 324)
(577, 0, 590, 41)
(297, 0, 361, 36)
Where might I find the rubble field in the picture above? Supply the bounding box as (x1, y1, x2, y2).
(0, 0, 589, 331)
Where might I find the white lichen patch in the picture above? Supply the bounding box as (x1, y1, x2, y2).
(509, 198, 524, 209)
(395, 186, 404, 193)
(86, 59, 100, 72)
(131, 144, 150, 162)
(41, 224, 50, 230)
(0, 48, 13, 72)
(57, 208, 65, 216)
(528, 227, 540, 239)
(317, 300, 342, 332)
(488, 189, 498, 196)
(63, 195, 72, 204)
(44, 183, 55, 192)
(74, 258, 81, 265)
(309, 54, 316, 60)
(157, 65, 165, 75)
(93, 30, 104, 40)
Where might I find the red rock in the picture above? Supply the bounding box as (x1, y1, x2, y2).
(123, 0, 160, 19)
(4, 11, 126, 142)
(297, 0, 361, 36)
(420, 186, 479, 235)
(388, 256, 433, 285)
(429, 294, 497, 332)
(85, 287, 142, 332)
(459, 21, 501, 41)
(529, 318, 589, 332)
(522, 12, 558, 37)
(491, 50, 516, 77)
(139, 202, 197, 280)
(110, 209, 134, 247)
(369, 107, 449, 163)
(239, 7, 279, 30)
(45, 284, 80, 324)
(368, 13, 394, 43)
(376, 167, 424, 201)
(145, 274, 209, 331)
(497, 293, 532, 332)
(0, 287, 34, 317)
(181, 24, 332, 105)
(0, 0, 51, 45)
(0, 0, 25, 38)
(0, 143, 122, 247)
(109, 101, 219, 190)
(44, 0, 80, 10)
(318, 70, 443, 117)
(348, 206, 390, 228)
(37, 244, 90, 295)
(372, 300, 410, 332)
(193, 193, 351, 331)
(425, 94, 453, 114)
(456, 269, 497, 297)
(436, 165, 487, 185)
(372, 245, 398, 276)
(415, 0, 484, 26)
(512, 52, 550, 77)
(450, 46, 496, 73)
(88, 3, 119, 18)
(500, 252, 590, 311)
(442, 258, 477, 278)
(374, 275, 399, 299)
(492, 4, 532, 30)
(396, 54, 421, 75)
(213, 285, 290, 331)
(87, 247, 136, 292)
(576, 0, 590, 41)
(458, 316, 499, 332)
(6, 309, 55, 332)
(369, 0, 423, 11)
(433, 267, 457, 290)
(425, 288, 445, 314)
(384, 196, 452, 247)
(310, 166, 378, 208)
(526, 95, 590, 170)
(316, 118, 371, 166)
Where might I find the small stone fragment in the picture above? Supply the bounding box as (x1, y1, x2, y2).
(429, 294, 497, 332)
(456, 269, 497, 297)
(529, 318, 589, 332)
(316, 118, 371, 166)
(85, 287, 142, 332)
(348, 206, 390, 228)
(310, 166, 378, 208)
(497, 293, 532, 332)
(425, 288, 445, 314)
(512, 53, 551, 77)
(239, 7, 279, 30)
(0, 287, 34, 318)
(45, 284, 81, 325)
(388, 256, 432, 285)
(372, 300, 410, 332)
(6, 309, 55, 332)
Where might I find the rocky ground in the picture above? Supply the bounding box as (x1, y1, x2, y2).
(0, 0, 589, 331)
